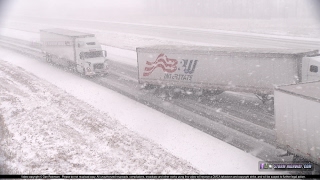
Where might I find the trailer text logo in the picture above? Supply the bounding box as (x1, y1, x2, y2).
(143, 53, 178, 76)
(43, 41, 73, 46)
(143, 53, 198, 81)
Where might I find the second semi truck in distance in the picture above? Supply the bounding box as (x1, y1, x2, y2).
(40, 28, 108, 76)
(136, 45, 320, 103)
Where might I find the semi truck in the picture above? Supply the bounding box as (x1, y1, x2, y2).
(136, 45, 320, 103)
(274, 81, 320, 174)
(40, 28, 108, 76)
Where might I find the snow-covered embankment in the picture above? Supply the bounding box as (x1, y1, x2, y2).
(0, 60, 199, 174)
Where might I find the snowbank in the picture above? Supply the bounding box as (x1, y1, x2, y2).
(0, 60, 199, 174)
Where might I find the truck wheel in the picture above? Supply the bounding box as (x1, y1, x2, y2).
(141, 84, 157, 90)
(66, 61, 75, 72)
(80, 68, 86, 76)
(70, 66, 76, 73)
(267, 105, 274, 114)
(46, 54, 52, 63)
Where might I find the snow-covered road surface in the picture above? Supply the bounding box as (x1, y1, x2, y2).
(0, 47, 289, 174)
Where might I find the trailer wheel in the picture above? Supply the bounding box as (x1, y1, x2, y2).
(46, 54, 52, 63)
(153, 86, 167, 99)
(100, 73, 108, 77)
(66, 61, 75, 72)
(71, 67, 76, 72)
(168, 88, 181, 99)
(142, 84, 157, 90)
(203, 89, 224, 96)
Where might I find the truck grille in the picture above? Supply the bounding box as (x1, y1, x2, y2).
(94, 63, 104, 69)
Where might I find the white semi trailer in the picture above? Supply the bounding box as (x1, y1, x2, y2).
(136, 45, 320, 102)
(274, 81, 320, 174)
(40, 28, 108, 76)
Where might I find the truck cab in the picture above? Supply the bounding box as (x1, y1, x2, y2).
(40, 28, 108, 76)
(302, 56, 320, 82)
(76, 37, 108, 76)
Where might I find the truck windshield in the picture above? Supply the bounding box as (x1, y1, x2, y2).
(83, 51, 103, 58)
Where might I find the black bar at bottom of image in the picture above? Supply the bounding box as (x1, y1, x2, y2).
(0, 174, 320, 179)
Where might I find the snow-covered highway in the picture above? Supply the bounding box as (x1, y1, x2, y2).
(0, 47, 286, 175)
(1, 13, 317, 175)
(0, 29, 292, 162)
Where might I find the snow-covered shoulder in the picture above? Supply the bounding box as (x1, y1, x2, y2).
(0, 59, 199, 174)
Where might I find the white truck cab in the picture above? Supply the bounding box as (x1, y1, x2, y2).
(76, 37, 108, 76)
(40, 28, 108, 76)
(302, 56, 320, 82)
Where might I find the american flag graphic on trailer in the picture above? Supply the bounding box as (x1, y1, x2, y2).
(143, 53, 178, 76)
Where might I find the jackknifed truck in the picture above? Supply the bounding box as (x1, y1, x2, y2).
(136, 45, 320, 103)
(274, 81, 320, 174)
(40, 28, 108, 76)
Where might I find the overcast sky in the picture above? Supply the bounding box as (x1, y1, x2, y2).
(1, 0, 144, 18)
(1, 0, 319, 20)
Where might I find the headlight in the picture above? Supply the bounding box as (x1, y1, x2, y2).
(86, 67, 91, 71)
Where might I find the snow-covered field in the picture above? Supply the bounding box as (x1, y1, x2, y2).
(0, 47, 289, 175)
(0, 60, 200, 174)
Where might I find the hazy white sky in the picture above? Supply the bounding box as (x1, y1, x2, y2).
(10, 0, 143, 10)
(1, 0, 319, 20)
(1, 0, 145, 19)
